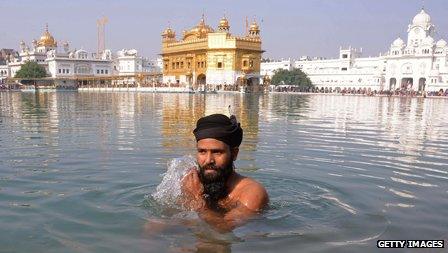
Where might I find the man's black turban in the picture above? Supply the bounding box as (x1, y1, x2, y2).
(193, 114, 243, 148)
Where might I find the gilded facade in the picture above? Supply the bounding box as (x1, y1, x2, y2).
(161, 16, 264, 90)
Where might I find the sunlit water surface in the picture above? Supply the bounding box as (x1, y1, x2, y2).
(0, 92, 447, 253)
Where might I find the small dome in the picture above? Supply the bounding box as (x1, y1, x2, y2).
(38, 24, 57, 47)
(162, 27, 175, 37)
(436, 39, 447, 48)
(250, 21, 259, 31)
(219, 16, 229, 27)
(412, 9, 431, 26)
(392, 37, 404, 47)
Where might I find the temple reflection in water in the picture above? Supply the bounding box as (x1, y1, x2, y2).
(160, 94, 260, 154)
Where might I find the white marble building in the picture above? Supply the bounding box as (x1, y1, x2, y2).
(261, 9, 448, 92)
(0, 25, 159, 87)
(115, 49, 159, 76)
(260, 58, 293, 84)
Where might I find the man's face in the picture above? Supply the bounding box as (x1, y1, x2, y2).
(196, 138, 238, 205)
(196, 138, 235, 182)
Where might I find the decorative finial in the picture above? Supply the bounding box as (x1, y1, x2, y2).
(45, 23, 49, 32)
(201, 13, 205, 23)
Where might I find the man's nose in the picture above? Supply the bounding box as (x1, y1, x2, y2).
(204, 152, 215, 165)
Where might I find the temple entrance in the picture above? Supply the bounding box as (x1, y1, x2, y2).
(247, 77, 260, 91)
(196, 74, 206, 85)
(389, 78, 397, 90)
(247, 77, 253, 87)
(401, 78, 413, 89)
(418, 78, 426, 91)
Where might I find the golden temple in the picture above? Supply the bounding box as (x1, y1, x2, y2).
(161, 15, 264, 91)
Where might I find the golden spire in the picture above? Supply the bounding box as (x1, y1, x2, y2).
(199, 13, 205, 26)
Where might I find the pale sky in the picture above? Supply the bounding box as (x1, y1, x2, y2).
(0, 0, 447, 60)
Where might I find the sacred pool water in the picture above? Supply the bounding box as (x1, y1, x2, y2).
(0, 92, 447, 252)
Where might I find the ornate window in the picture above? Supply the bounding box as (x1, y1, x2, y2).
(75, 65, 90, 74)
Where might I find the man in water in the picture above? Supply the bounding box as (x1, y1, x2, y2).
(181, 114, 269, 232)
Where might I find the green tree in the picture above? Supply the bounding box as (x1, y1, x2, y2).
(14, 61, 47, 85)
(271, 68, 314, 91)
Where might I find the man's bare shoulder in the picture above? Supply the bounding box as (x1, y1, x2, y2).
(232, 176, 269, 211)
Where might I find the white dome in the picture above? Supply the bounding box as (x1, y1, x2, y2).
(436, 39, 447, 48)
(412, 9, 431, 26)
(392, 37, 404, 47)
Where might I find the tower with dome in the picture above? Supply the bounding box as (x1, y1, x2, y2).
(385, 8, 447, 92)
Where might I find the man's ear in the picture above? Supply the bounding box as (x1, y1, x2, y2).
(231, 147, 239, 161)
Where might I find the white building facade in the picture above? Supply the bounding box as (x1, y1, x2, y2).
(0, 25, 159, 87)
(261, 9, 448, 92)
(260, 58, 293, 84)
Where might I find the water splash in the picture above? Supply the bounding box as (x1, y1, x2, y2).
(152, 155, 197, 207)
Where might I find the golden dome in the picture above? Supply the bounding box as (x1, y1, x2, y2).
(162, 27, 175, 38)
(218, 16, 230, 32)
(219, 17, 229, 27)
(37, 24, 57, 47)
(183, 15, 214, 40)
(249, 21, 259, 31)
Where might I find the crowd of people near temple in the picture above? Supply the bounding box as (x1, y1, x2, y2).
(1, 81, 448, 97)
(270, 85, 448, 97)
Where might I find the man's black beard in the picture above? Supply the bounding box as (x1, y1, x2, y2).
(198, 160, 234, 210)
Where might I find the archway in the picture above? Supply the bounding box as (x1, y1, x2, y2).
(247, 77, 253, 87)
(418, 78, 426, 91)
(389, 78, 397, 90)
(196, 74, 206, 85)
(401, 78, 413, 89)
(196, 74, 206, 90)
